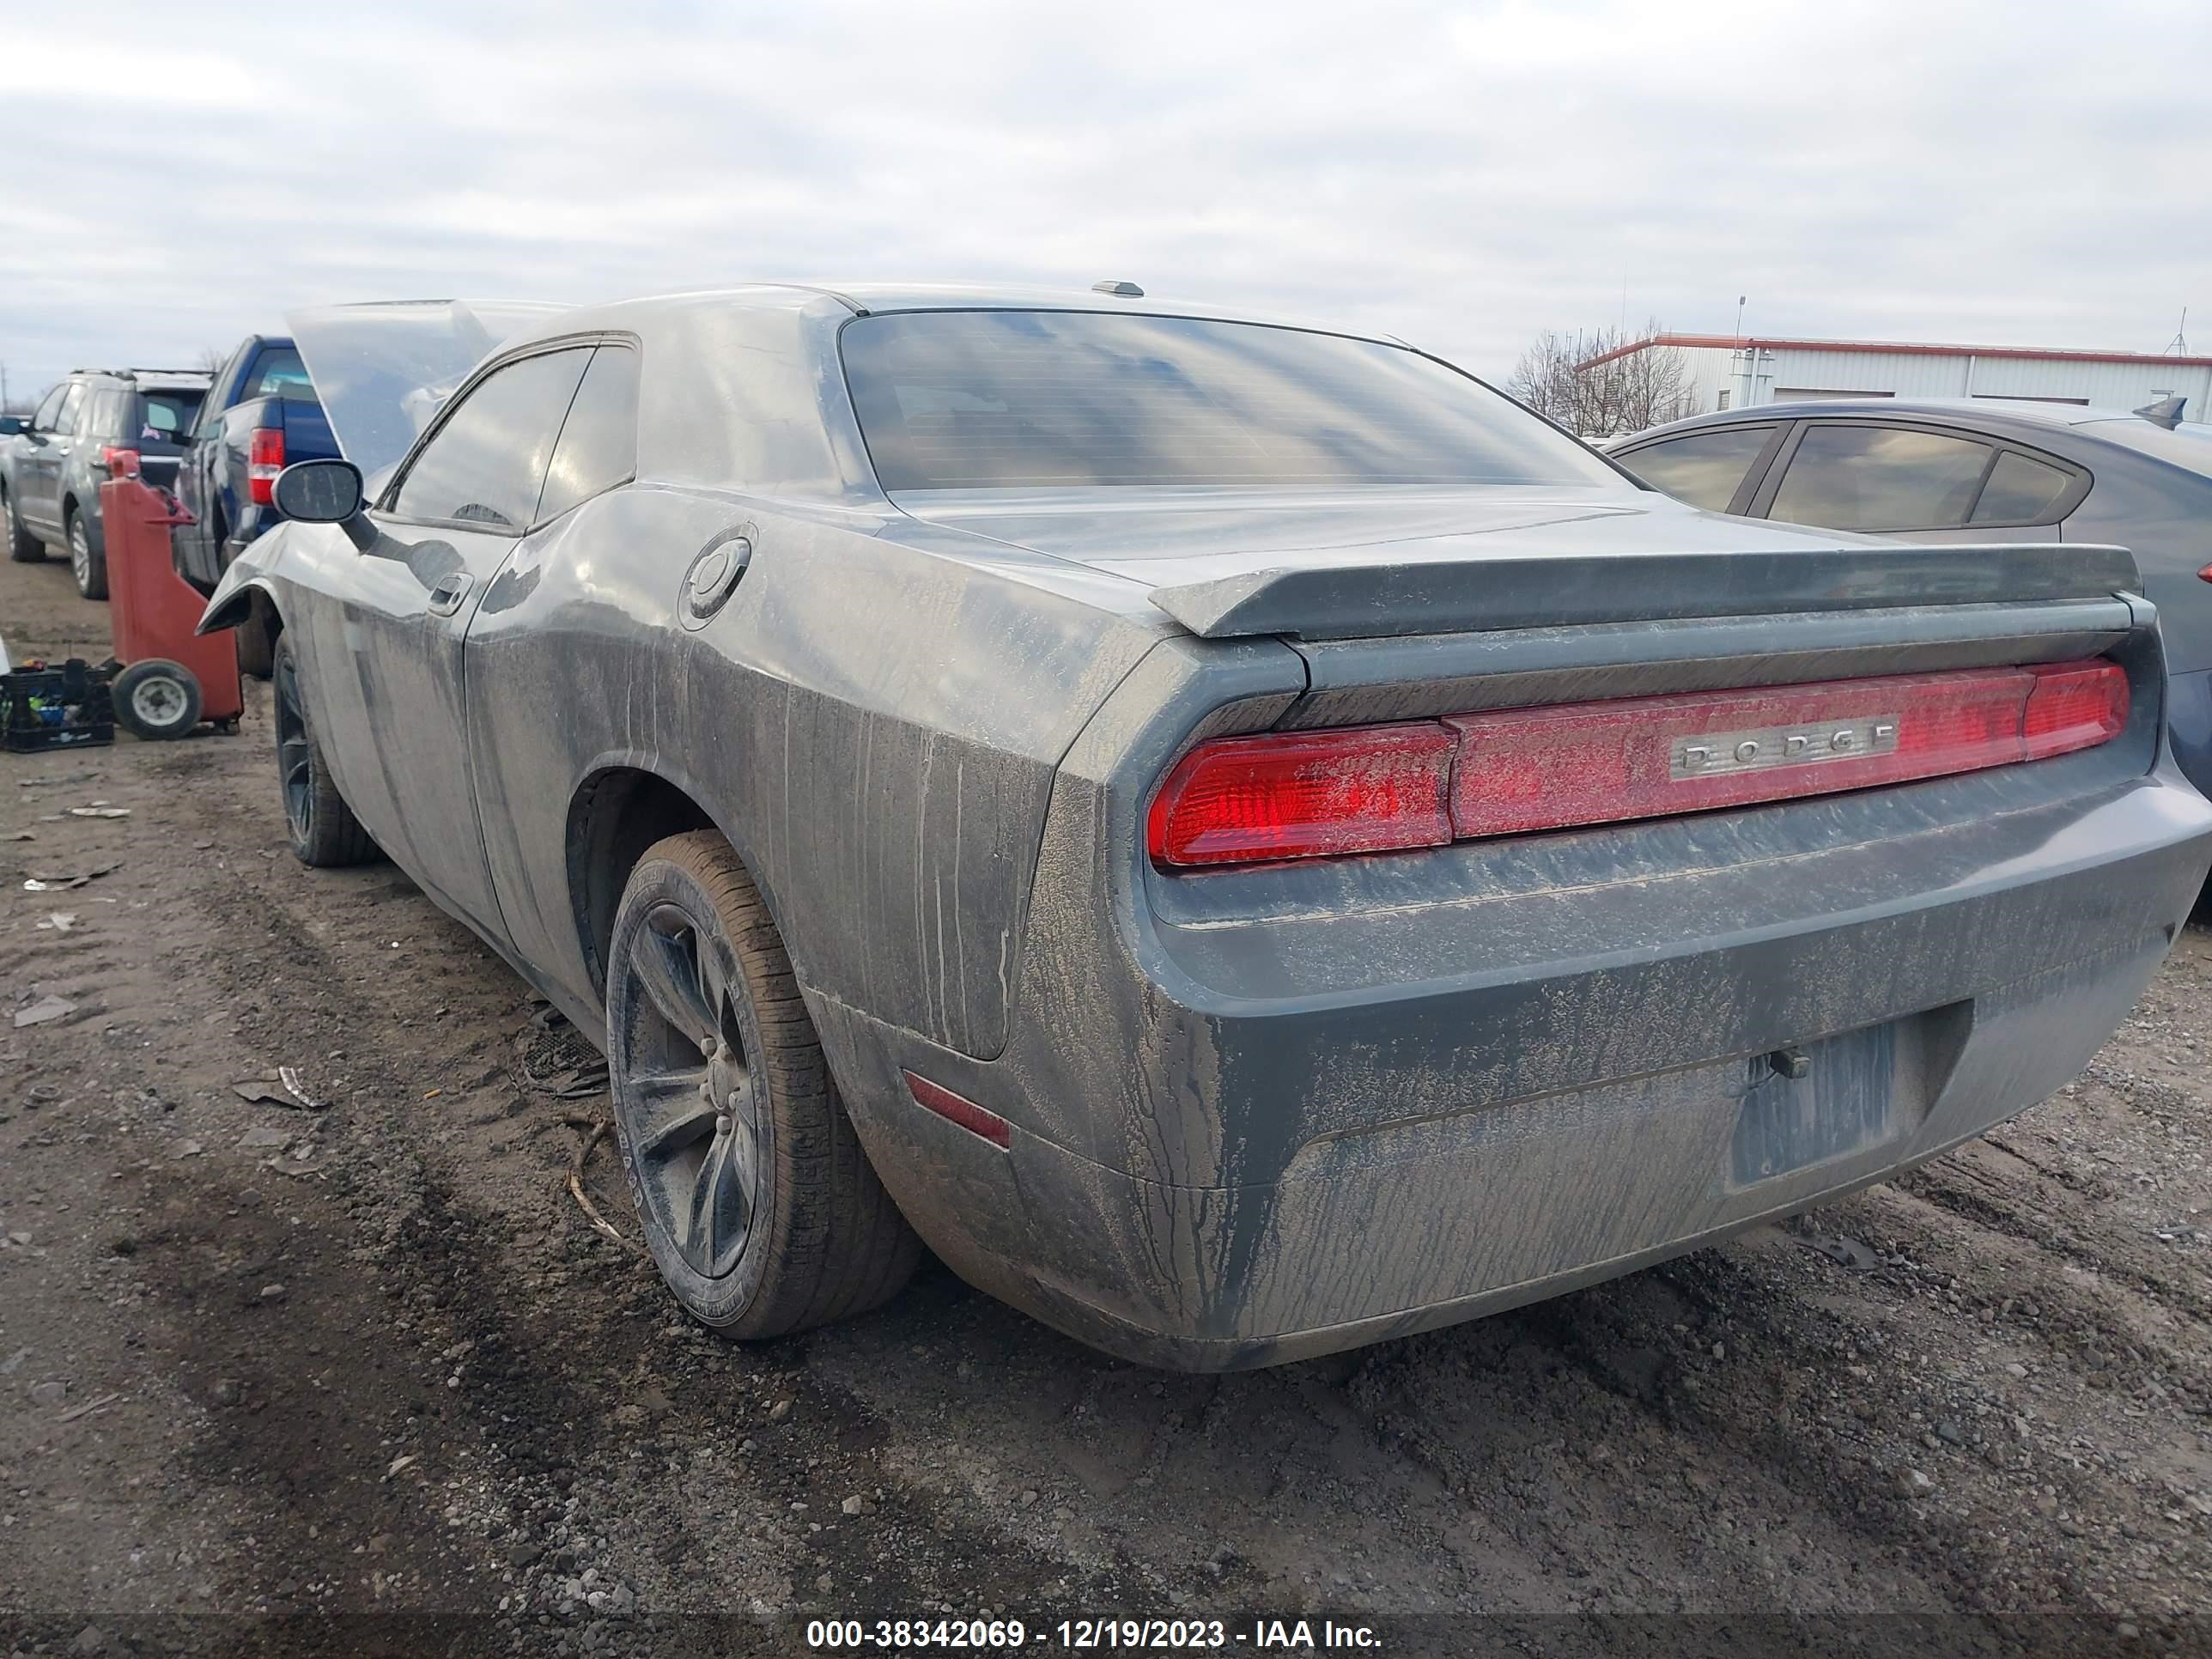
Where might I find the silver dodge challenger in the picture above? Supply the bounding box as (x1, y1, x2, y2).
(201, 283, 2212, 1370)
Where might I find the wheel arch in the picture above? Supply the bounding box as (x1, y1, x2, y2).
(564, 763, 723, 1000)
(198, 577, 283, 638)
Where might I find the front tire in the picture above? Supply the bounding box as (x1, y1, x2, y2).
(5, 490, 43, 562)
(112, 659, 203, 740)
(605, 831, 920, 1338)
(68, 508, 107, 600)
(272, 635, 376, 866)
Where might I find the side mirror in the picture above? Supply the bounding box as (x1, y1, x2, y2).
(0, 416, 25, 438)
(273, 458, 364, 523)
(273, 458, 377, 551)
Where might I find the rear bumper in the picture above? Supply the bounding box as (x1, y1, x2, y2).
(815, 755, 2212, 1370)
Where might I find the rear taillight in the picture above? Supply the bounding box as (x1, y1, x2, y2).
(98, 446, 140, 477)
(1146, 724, 1455, 867)
(2021, 660, 2131, 760)
(248, 428, 285, 505)
(1148, 659, 2130, 869)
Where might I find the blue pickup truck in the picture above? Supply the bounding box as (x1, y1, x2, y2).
(172, 335, 338, 672)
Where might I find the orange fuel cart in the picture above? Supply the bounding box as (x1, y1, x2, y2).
(97, 475, 241, 739)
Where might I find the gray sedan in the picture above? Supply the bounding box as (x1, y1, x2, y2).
(1609, 398, 2212, 796)
(202, 287, 2211, 1370)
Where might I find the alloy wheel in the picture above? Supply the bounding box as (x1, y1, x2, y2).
(69, 519, 90, 589)
(273, 648, 315, 844)
(611, 903, 762, 1279)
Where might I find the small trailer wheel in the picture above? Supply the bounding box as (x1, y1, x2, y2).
(112, 659, 204, 741)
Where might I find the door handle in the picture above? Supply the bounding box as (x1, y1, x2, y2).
(428, 571, 474, 617)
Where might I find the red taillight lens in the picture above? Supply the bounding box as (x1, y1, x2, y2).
(99, 446, 140, 477)
(1149, 660, 2130, 869)
(1146, 723, 1455, 867)
(248, 428, 285, 505)
(2021, 660, 2131, 760)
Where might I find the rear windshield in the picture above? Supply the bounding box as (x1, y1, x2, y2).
(2076, 416, 2212, 477)
(137, 390, 203, 439)
(840, 311, 1620, 491)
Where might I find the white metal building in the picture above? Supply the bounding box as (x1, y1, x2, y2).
(1582, 332, 2212, 417)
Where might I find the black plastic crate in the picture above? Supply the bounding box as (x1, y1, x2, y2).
(2, 659, 115, 752)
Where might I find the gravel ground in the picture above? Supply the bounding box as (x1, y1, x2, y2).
(3, 550, 2211, 1659)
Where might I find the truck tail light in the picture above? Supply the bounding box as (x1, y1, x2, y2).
(98, 446, 140, 477)
(247, 428, 285, 505)
(1148, 660, 2129, 869)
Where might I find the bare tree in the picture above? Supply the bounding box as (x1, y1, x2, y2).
(197, 345, 228, 374)
(1508, 321, 1698, 440)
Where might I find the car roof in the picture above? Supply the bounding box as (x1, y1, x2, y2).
(70, 368, 214, 389)
(1614, 396, 2163, 447)
(507, 281, 1399, 352)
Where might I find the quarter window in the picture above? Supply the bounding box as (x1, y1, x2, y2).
(535, 346, 639, 524)
(1971, 451, 2075, 525)
(1769, 425, 1993, 532)
(390, 347, 592, 531)
(1621, 426, 1777, 513)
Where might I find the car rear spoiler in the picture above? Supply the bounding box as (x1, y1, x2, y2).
(1146, 544, 2144, 641)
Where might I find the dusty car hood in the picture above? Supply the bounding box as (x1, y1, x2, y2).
(891, 486, 2136, 640)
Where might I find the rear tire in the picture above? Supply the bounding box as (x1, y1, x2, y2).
(4, 489, 42, 562)
(234, 611, 275, 680)
(112, 659, 203, 740)
(605, 831, 921, 1338)
(68, 508, 106, 600)
(272, 635, 376, 866)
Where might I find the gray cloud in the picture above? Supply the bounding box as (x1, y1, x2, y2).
(1, 0, 2206, 399)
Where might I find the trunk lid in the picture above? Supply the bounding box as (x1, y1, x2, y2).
(893, 487, 2142, 641)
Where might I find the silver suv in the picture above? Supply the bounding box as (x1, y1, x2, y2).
(1, 368, 210, 599)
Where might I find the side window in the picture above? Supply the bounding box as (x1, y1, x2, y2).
(53, 384, 88, 438)
(198, 353, 238, 437)
(1971, 451, 2075, 525)
(98, 391, 132, 439)
(389, 348, 592, 531)
(1768, 425, 1993, 532)
(32, 385, 68, 432)
(1621, 425, 1777, 513)
(535, 346, 640, 524)
(248, 347, 313, 398)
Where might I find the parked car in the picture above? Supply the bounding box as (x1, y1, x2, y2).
(202, 288, 2212, 1370)
(2, 368, 210, 598)
(1608, 398, 2212, 794)
(172, 335, 338, 675)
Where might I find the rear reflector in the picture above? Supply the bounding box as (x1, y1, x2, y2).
(903, 1070, 1012, 1148)
(248, 427, 285, 506)
(1150, 659, 2129, 868)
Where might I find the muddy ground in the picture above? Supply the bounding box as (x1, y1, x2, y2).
(3, 548, 2211, 1659)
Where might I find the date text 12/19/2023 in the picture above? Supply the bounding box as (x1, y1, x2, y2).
(805, 1617, 1384, 1650)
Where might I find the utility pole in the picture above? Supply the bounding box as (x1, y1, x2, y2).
(1734, 295, 1747, 337)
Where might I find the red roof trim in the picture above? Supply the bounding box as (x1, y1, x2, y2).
(1576, 333, 2212, 372)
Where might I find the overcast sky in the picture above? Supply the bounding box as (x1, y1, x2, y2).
(1, 0, 2206, 402)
